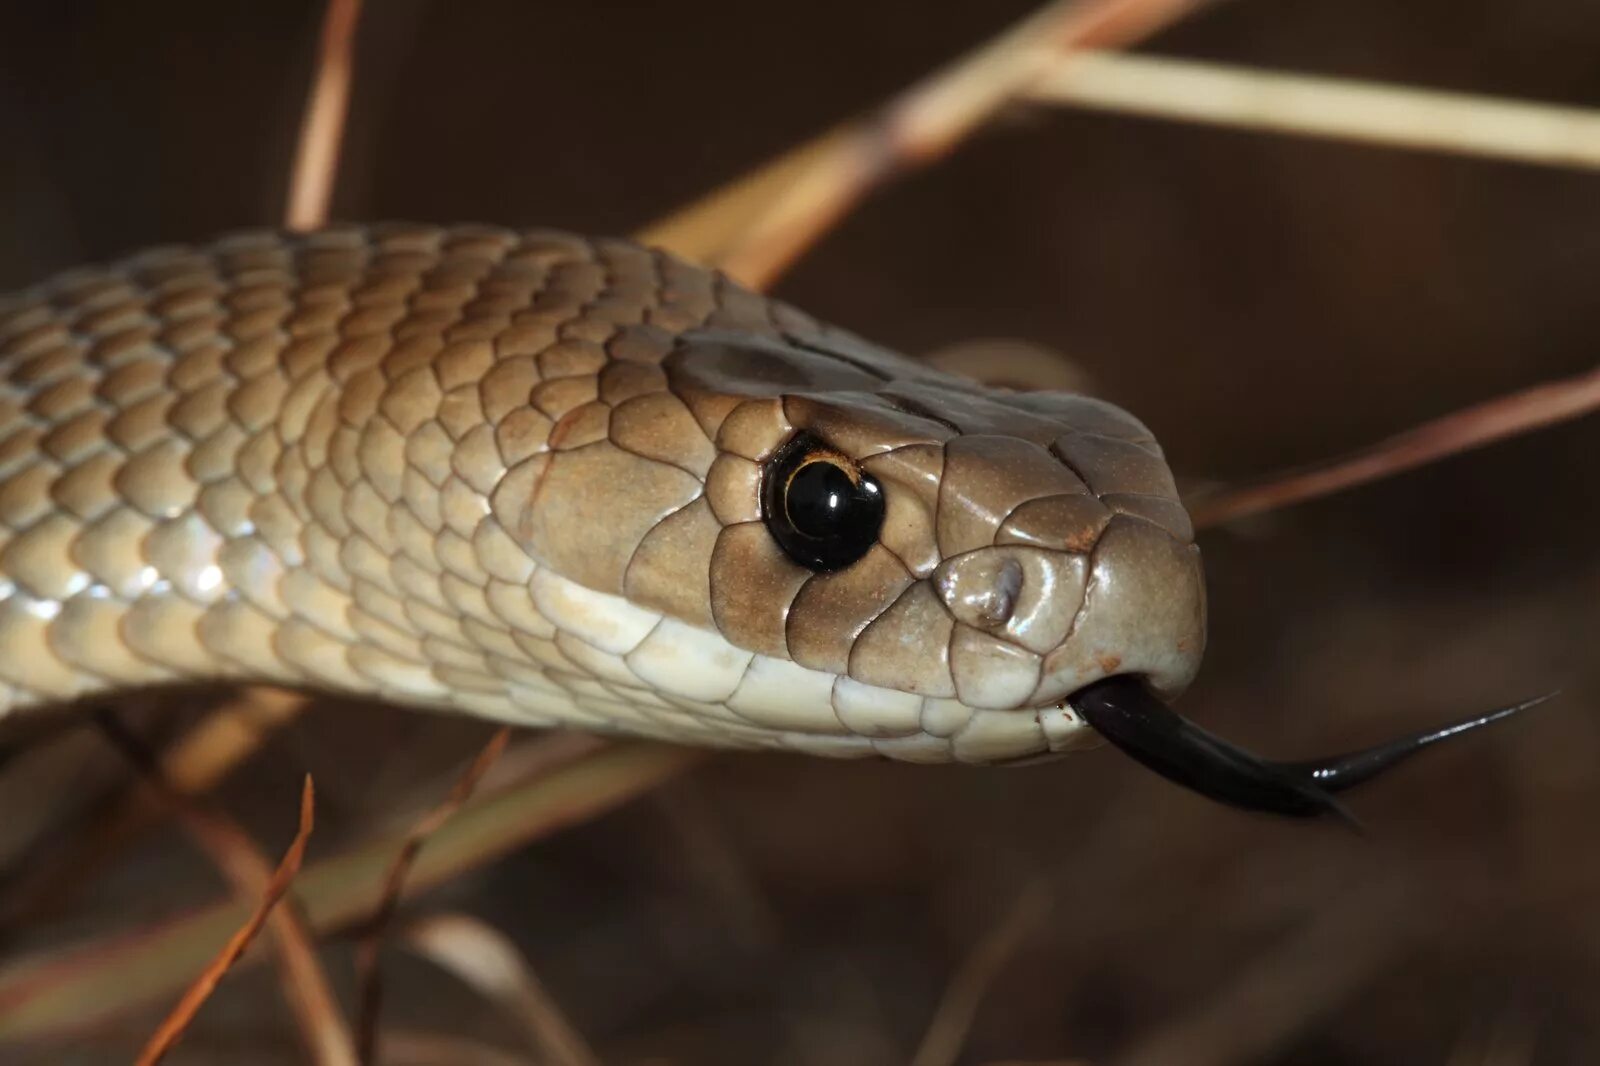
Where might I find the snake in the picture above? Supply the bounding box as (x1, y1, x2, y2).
(0, 223, 1529, 818)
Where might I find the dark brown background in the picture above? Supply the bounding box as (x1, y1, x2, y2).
(3, 1, 1599, 1063)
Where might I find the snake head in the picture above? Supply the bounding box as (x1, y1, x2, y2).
(633, 328, 1207, 762)
(656, 328, 1532, 816)
(478, 251, 1531, 818)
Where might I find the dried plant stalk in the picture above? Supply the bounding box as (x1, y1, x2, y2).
(134, 778, 317, 1066)
(356, 728, 511, 1065)
(403, 913, 601, 1066)
(1031, 50, 1600, 170)
(285, 0, 364, 230)
(1189, 363, 1600, 529)
(641, 0, 1216, 287)
(97, 716, 357, 1066)
(0, 741, 702, 1042)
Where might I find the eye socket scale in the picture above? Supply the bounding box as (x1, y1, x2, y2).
(761, 433, 885, 572)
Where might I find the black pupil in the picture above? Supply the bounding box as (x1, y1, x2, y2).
(786, 461, 865, 538)
(762, 434, 885, 572)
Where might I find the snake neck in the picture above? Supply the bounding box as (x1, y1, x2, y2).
(0, 226, 896, 755)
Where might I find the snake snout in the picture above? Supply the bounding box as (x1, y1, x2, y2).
(926, 515, 1205, 718)
(1028, 517, 1207, 709)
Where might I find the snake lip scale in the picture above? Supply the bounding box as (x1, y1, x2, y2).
(0, 223, 1539, 819)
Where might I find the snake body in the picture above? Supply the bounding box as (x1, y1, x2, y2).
(0, 224, 1204, 764)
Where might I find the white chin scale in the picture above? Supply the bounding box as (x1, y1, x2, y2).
(446, 567, 1096, 765)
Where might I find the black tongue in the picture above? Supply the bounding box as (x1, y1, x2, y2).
(1070, 677, 1549, 821)
(1279, 693, 1555, 793)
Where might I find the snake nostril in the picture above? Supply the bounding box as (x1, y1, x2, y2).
(936, 554, 1023, 630)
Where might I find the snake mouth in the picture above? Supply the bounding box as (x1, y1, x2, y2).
(1068, 676, 1552, 822)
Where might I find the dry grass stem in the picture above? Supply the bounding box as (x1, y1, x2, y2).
(156, 688, 308, 795)
(911, 882, 1055, 1066)
(1032, 50, 1600, 170)
(133, 777, 317, 1066)
(0, 741, 703, 1042)
(356, 727, 512, 1065)
(465, 731, 609, 803)
(402, 912, 601, 1066)
(285, 0, 363, 230)
(1189, 362, 1600, 528)
(97, 716, 357, 1066)
(640, 0, 1214, 288)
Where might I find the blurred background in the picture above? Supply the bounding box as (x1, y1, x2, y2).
(3, 1, 1600, 1063)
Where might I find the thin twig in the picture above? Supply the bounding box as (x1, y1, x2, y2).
(639, 0, 1216, 289)
(462, 731, 609, 808)
(403, 912, 601, 1066)
(134, 777, 316, 1066)
(911, 882, 1054, 1066)
(286, 0, 364, 230)
(356, 727, 511, 1065)
(1030, 50, 1600, 171)
(0, 741, 704, 1041)
(1188, 362, 1600, 529)
(97, 715, 357, 1066)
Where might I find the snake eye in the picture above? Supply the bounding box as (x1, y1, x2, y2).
(762, 432, 885, 572)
